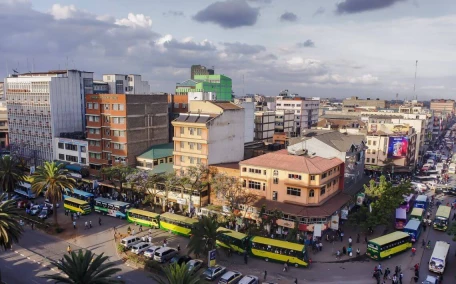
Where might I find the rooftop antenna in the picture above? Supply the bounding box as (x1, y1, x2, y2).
(413, 60, 418, 100)
(32, 58, 35, 72)
(242, 74, 245, 97)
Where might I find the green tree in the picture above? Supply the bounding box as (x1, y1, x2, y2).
(447, 222, 456, 241)
(152, 263, 200, 284)
(347, 206, 372, 232)
(159, 172, 181, 212)
(177, 165, 212, 210)
(0, 193, 23, 250)
(0, 155, 25, 199)
(187, 215, 225, 257)
(43, 250, 124, 284)
(31, 162, 76, 225)
(101, 164, 135, 193)
(127, 170, 164, 210)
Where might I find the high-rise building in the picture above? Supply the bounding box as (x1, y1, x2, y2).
(85, 93, 168, 174)
(175, 74, 233, 101)
(430, 99, 455, 114)
(5, 70, 93, 165)
(0, 103, 8, 149)
(190, 65, 214, 80)
(102, 74, 150, 95)
(342, 96, 389, 112)
(0, 82, 4, 100)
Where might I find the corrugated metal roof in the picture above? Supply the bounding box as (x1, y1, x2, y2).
(137, 143, 173, 160)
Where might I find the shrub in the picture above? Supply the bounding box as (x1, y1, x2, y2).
(117, 244, 127, 254)
(145, 260, 163, 273)
(55, 227, 64, 234)
(126, 253, 146, 266)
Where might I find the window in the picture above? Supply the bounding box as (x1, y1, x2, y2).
(372, 158, 376, 163)
(287, 187, 301, 197)
(248, 168, 262, 174)
(273, 177, 279, 184)
(113, 143, 125, 150)
(58, 142, 64, 149)
(322, 172, 327, 179)
(288, 174, 302, 180)
(66, 155, 78, 162)
(189, 127, 195, 135)
(189, 142, 194, 149)
(372, 150, 376, 154)
(272, 191, 278, 201)
(180, 156, 184, 162)
(89, 140, 101, 146)
(309, 190, 315, 197)
(320, 186, 326, 195)
(88, 116, 100, 122)
(103, 104, 110, 110)
(333, 180, 337, 186)
(65, 144, 77, 151)
(197, 143, 202, 150)
(367, 149, 371, 154)
(180, 141, 184, 149)
(197, 128, 202, 135)
(87, 103, 93, 109)
(81, 158, 86, 164)
(80, 146, 86, 153)
(112, 104, 125, 111)
(93, 103, 99, 109)
(112, 130, 125, 137)
(263, 183, 266, 191)
(366, 158, 370, 163)
(89, 152, 102, 159)
(58, 154, 64, 160)
(197, 158, 202, 164)
(242, 167, 246, 172)
(373, 141, 377, 146)
(189, 157, 195, 164)
(180, 127, 184, 134)
(248, 181, 261, 190)
(368, 140, 372, 145)
(112, 117, 125, 124)
(310, 175, 315, 181)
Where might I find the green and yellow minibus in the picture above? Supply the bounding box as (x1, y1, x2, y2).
(216, 227, 249, 254)
(126, 208, 160, 229)
(433, 205, 451, 231)
(250, 236, 308, 267)
(159, 212, 198, 237)
(366, 231, 411, 260)
(410, 208, 424, 221)
(63, 197, 91, 215)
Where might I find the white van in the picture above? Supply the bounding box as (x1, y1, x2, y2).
(449, 163, 456, 174)
(429, 241, 450, 274)
(131, 242, 151, 255)
(153, 247, 178, 263)
(238, 275, 259, 284)
(120, 236, 142, 249)
(427, 159, 435, 167)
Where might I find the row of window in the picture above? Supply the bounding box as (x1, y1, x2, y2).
(276, 103, 319, 108)
(366, 158, 376, 163)
(241, 168, 339, 181)
(57, 143, 86, 152)
(179, 127, 203, 135)
(137, 157, 173, 168)
(367, 149, 377, 154)
(58, 154, 86, 164)
(87, 103, 125, 111)
(179, 155, 202, 164)
(179, 142, 203, 150)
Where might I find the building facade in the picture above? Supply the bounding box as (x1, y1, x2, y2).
(172, 101, 244, 174)
(0, 103, 8, 149)
(190, 65, 214, 80)
(234, 101, 255, 143)
(275, 95, 320, 135)
(274, 110, 294, 134)
(342, 96, 388, 112)
(85, 93, 168, 174)
(54, 136, 89, 166)
(102, 74, 150, 95)
(93, 81, 109, 94)
(5, 70, 93, 165)
(254, 111, 275, 142)
(0, 82, 4, 101)
(136, 143, 174, 174)
(175, 75, 232, 101)
(430, 99, 455, 114)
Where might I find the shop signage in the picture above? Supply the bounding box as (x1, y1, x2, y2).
(276, 219, 295, 229)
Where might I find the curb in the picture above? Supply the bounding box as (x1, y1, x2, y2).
(12, 246, 65, 276)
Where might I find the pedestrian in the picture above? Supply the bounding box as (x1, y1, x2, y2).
(399, 272, 403, 284)
(342, 246, 347, 255)
(340, 231, 344, 242)
(453, 212, 456, 221)
(67, 245, 72, 254)
(73, 221, 76, 229)
(177, 244, 180, 252)
(348, 236, 352, 245)
(148, 236, 152, 243)
(98, 217, 102, 226)
(421, 239, 426, 248)
(377, 263, 382, 274)
(131, 229, 135, 236)
(427, 240, 431, 249)
(139, 224, 143, 232)
(263, 270, 267, 281)
(163, 238, 167, 247)
(356, 233, 360, 243)
(283, 262, 288, 272)
(89, 221, 92, 228)
(347, 246, 352, 257)
(364, 236, 368, 244)
(31, 222, 34, 230)
(384, 267, 390, 280)
(85, 221, 88, 229)
(308, 258, 312, 268)
(356, 248, 360, 256)
(294, 278, 297, 284)
(392, 275, 398, 284)
(423, 221, 427, 231)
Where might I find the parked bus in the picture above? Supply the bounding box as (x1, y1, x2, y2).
(400, 194, 415, 213)
(403, 219, 422, 242)
(414, 195, 428, 210)
(126, 208, 160, 229)
(159, 212, 198, 237)
(94, 198, 130, 219)
(410, 208, 424, 221)
(449, 163, 456, 174)
(429, 241, 450, 274)
(14, 181, 35, 199)
(250, 236, 308, 267)
(216, 227, 249, 254)
(366, 232, 412, 260)
(433, 205, 451, 231)
(395, 208, 407, 230)
(64, 197, 91, 215)
(64, 188, 94, 202)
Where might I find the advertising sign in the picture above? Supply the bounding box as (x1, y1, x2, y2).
(369, 123, 410, 135)
(208, 249, 216, 267)
(387, 136, 409, 158)
(276, 219, 295, 229)
(341, 209, 349, 220)
(356, 193, 365, 206)
(330, 215, 339, 230)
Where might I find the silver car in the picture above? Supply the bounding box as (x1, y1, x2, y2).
(143, 245, 162, 259)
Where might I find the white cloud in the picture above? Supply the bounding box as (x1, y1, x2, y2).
(421, 85, 445, 90)
(50, 4, 77, 20)
(115, 13, 152, 28)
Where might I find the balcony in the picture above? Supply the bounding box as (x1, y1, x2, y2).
(87, 121, 101, 128)
(88, 145, 102, 153)
(88, 157, 108, 165)
(86, 132, 101, 140)
(112, 148, 128, 157)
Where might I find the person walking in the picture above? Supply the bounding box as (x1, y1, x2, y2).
(73, 221, 76, 229)
(67, 245, 72, 254)
(453, 212, 456, 221)
(356, 248, 360, 256)
(89, 221, 92, 228)
(294, 278, 297, 284)
(348, 236, 352, 246)
(98, 217, 102, 226)
(263, 270, 267, 281)
(340, 231, 344, 242)
(356, 233, 360, 243)
(283, 262, 288, 272)
(85, 221, 88, 229)
(399, 272, 403, 284)
(177, 244, 180, 252)
(411, 247, 416, 256)
(422, 239, 426, 248)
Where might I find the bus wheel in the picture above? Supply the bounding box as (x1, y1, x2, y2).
(265, 258, 269, 262)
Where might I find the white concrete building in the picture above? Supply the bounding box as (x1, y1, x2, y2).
(234, 101, 254, 143)
(0, 82, 4, 100)
(102, 74, 150, 94)
(274, 110, 294, 134)
(5, 70, 93, 165)
(54, 137, 89, 166)
(254, 111, 275, 142)
(275, 95, 320, 135)
(187, 92, 216, 102)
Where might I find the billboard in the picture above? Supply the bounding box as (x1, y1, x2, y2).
(368, 123, 410, 135)
(387, 136, 408, 158)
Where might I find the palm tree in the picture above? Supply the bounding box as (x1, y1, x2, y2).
(0, 155, 25, 199)
(187, 215, 225, 257)
(43, 250, 124, 284)
(152, 263, 200, 284)
(31, 162, 76, 225)
(0, 193, 23, 250)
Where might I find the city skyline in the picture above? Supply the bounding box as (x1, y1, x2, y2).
(1, 0, 456, 99)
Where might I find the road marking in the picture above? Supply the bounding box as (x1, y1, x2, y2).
(27, 257, 31, 259)
(14, 251, 18, 254)
(20, 254, 24, 256)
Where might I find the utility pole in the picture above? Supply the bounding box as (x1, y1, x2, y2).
(413, 60, 418, 100)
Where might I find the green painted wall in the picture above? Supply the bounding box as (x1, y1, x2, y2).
(176, 74, 232, 101)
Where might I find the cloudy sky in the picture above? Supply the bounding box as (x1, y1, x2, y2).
(1, 0, 456, 100)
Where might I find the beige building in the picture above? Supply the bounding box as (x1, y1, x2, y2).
(342, 96, 388, 112)
(430, 99, 455, 114)
(254, 111, 275, 142)
(0, 103, 8, 149)
(172, 101, 245, 174)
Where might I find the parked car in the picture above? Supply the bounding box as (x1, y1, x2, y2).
(131, 242, 151, 255)
(17, 199, 30, 208)
(422, 275, 437, 284)
(153, 247, 178, 263)
(45, 199, 59, 208)
(202, 265, 226, 281)
(218, 270, 243, 284)
(186, 259, 203, 274)
(29, 205, 41, 216)
(38, 208, 52, 220)
(238, 275, 259, 284)
(443, 187, 456, 196)
(144, 245, 162, 259)
(169, 255, 192, 265)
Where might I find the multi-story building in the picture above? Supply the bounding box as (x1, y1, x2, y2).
(5, 70, 93, 165)
(240, 149, 348, 231)
(234, 101, 255, 143)
(274, 110, 294, 134)
(275, 93, 320, 135)
(364, 122, 417, 173)
(93, 81, 109, 94)
(190, 65, 214, 80)
(136, 143, 174, 174)
(0, 103, 8, 149)
(254, 111, 275, 142)
(430, 99, 455, 114)
(54, 135, 89, 166)
(85, 93, 168, 174)
(288, 130, 366, 189)
(102, 74, 150, 95)
(172, 101, 244, 174)
(342, 96, 388, 112)
(0, 82, 4, 100)
(175, 74, 232, 101)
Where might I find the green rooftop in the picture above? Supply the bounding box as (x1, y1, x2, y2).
(137, 143, 173, 160)
(150, 163, 174, 175)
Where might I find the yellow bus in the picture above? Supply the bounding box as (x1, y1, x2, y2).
(63, 197, 91, 215)
(249, 236, 308, 267)
(159, 212, 198, 237)
(367, 231, 411, 260)
(126, 208, 160, 229)
(433, 205, 451, 231)
(410, 208, 424, 221)
(216, 227, 249, 254)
